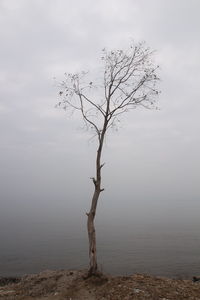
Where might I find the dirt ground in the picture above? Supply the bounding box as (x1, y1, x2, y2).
(0, 269, 200, 300)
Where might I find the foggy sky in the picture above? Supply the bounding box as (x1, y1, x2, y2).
(0, 0, 200, 230)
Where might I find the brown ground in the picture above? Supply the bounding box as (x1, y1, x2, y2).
(0, 269, 200, 300)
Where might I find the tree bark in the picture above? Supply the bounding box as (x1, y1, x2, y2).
(87, 122, 107, 276)
(87, 189, 100, 275)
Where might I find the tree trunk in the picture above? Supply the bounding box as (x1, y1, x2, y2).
(87, 189, 100, 275)
(87, 135, 106, 275)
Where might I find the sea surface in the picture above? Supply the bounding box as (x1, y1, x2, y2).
(1, 220, 200, 278)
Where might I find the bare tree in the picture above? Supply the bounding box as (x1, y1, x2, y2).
(57, 42, 160, 276)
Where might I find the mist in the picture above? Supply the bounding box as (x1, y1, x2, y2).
(0, 0, 200, 277)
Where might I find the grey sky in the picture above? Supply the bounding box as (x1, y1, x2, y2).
(0, 0, 200, 230)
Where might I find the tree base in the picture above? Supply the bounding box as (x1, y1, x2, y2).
(83, 270, 108, 286)
(83, 268, 104, 279)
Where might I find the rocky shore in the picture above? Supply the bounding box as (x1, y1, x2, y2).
(0, 269, 200, 299)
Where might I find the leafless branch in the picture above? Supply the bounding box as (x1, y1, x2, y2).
(57, 42, 160, 141)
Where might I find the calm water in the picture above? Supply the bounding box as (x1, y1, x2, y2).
(1, 220, 200, 278)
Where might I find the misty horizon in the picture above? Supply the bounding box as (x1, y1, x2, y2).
(0, 0, 200, 277)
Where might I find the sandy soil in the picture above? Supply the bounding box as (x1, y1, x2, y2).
(0, 269, 200, 300)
